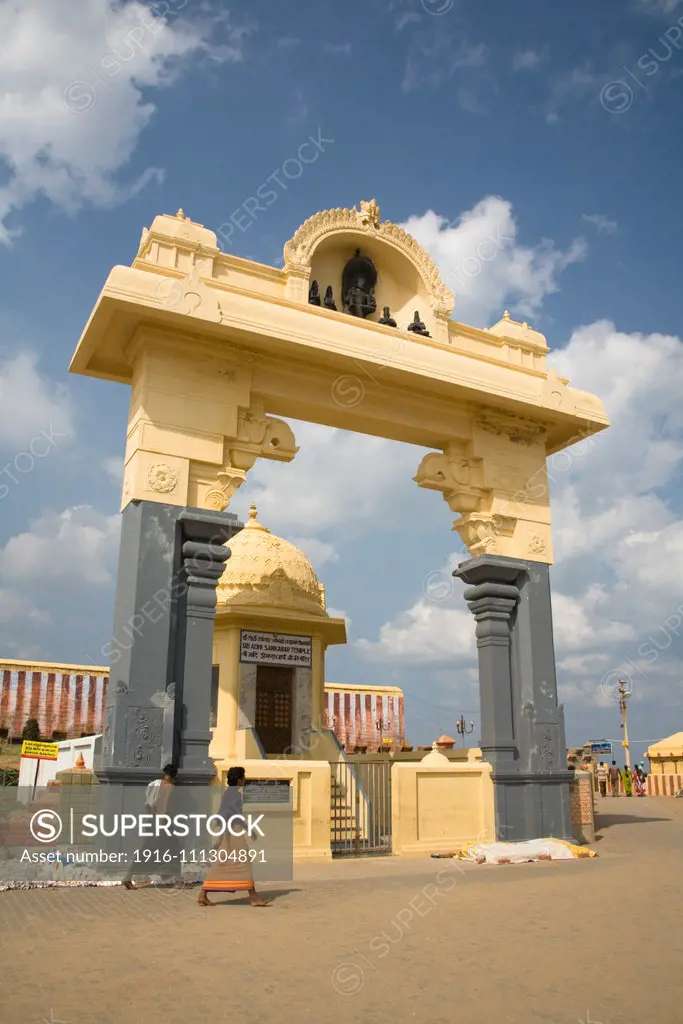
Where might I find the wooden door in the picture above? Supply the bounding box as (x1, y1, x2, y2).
(255, 666, 293, 754)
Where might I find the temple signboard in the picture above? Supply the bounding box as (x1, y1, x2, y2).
(240, 630, 312, 667)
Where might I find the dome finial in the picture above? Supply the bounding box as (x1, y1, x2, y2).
(243, 503, 269, 533)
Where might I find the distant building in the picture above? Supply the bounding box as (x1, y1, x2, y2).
(323, 682, 405, 752)
(0, 659, 406, 753)
(0, 660, 108, 740)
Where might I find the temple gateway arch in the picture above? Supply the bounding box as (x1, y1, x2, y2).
(70, 199, 609, 841)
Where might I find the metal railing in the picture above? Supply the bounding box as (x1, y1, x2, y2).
(331, 758, 391, 856)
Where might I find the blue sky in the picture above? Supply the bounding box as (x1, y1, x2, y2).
(1, 0, 683, 762)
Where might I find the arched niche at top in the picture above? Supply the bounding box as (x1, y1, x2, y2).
(283, 201, 454, 342)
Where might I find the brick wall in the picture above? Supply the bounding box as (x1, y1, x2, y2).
(570, 771, 595, 843)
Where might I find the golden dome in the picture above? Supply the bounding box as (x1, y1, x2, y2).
(216, 505, 326, 616)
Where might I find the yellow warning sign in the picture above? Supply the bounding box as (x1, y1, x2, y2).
(21, 740, 59, 761)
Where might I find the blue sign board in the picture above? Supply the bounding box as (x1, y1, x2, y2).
(590, 741, 612, 755)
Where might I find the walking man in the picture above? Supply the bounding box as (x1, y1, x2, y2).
(597, 761, 608, 797)
(608, 760, 621, 796)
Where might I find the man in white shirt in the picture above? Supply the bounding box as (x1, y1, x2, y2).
(597, 761, 608, 797)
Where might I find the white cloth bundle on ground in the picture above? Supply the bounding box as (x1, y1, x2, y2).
(456, 838, 596, 864)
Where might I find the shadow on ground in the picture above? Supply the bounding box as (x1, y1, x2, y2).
(210, 887, 301, 906)
(595, 813, 670, 830)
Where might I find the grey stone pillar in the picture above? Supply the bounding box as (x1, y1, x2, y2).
(454, 554, 573, 842)
(96, 501, 241, 786)
(173, 511, 233, 785)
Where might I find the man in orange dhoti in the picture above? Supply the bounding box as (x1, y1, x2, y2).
(198, 766, 269, 907)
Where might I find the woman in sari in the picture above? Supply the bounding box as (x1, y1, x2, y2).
(633, 766, 645, 797)
(197, 766, 269, 907)
(621, 766, 633, 797)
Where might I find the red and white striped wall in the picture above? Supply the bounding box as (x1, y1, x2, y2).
(323, 686, 405, 751)
(0, 663, 108, 739)
(646, 774, 683, 797)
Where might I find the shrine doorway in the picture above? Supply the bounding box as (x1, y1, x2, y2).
(254, 665, 294, 755)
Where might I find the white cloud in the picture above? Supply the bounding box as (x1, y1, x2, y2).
(0, 351, 74, 450)
(551, 589, 634, 650)
(401, 197, 587, 326)
(327, 607, 352, 631)
(0, 505, 120, 584)
(0, 588, 50, 627)
(635, 0, 682, 12)
(513, 49, 543, 71)
(102, 455, 124, 484)
(238, 421, 430, 533)
(356, 599, 475, 664)
(401, 34, 489, 96)
(0, 0, 252, 241)
(288, 536, 338, 569)
(582, 213, 618, 234)
(323, 42, 351, 56)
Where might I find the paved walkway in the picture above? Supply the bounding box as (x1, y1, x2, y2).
(2, 795, 682, 1023)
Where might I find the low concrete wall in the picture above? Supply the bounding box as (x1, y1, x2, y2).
(390, 754, 495, 858)
(647, 773, 683, 796)
(213, 757, 332, 860)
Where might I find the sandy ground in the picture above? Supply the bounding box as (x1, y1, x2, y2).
(1, 795, 682, 1024)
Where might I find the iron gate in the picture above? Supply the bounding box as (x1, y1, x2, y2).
(330, 759, 391, 856)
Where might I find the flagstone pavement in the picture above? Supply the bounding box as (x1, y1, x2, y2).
(1, 795, 681, 1024)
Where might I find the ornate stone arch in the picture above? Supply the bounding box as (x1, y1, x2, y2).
(283, 200, 455, 320)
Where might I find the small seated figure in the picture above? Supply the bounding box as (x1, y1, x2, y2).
(324, 285, 337, 311)
(308, 280, 321, 306)
(407, 310, 430, 337)
(379, 306, 397, 327)
(344, 278, 376, 318)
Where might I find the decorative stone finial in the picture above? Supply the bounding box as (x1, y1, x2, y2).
(74, 753, 86, 769)
(420, 741, 450, 765)
(175, 208, 186, 220)
(358, 198, 380, 229)
(243, 503, 269, 533)
(502, 309, 510, 319)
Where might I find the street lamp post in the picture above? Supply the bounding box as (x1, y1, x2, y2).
(618, 680, 632, 769)
(456, 714, 475, 747)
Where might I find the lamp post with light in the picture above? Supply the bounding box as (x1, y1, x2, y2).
(456, 715, 475, 747)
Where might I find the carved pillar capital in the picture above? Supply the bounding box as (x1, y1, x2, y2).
(454, 512, 517, 558)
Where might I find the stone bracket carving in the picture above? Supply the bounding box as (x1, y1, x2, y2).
(414, 442, 488, 516)
(198, 405, 298, 511)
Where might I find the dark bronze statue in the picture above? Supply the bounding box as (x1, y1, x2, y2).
(342, 250, 377, 319)
(308, 280, 321, 306)
(379, 306, 396, 327)
(407, 310, 430, 337)
(324, 285, 337, 311)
